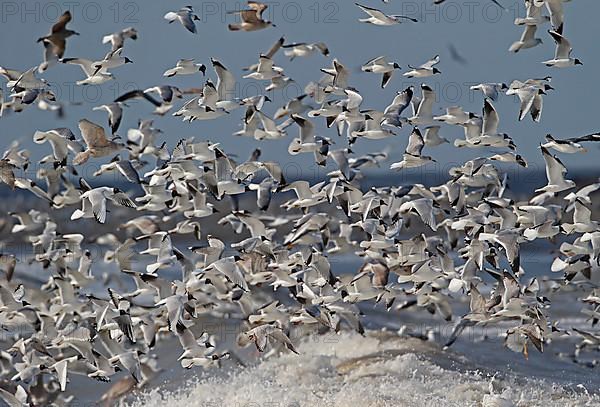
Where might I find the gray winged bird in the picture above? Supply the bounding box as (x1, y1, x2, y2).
(228, 1, 275, 31)
(164, 6, 201, 34)
(73, 119, 125, 165)
(37, 11, 79, 72)
(237, 324, 299, 354)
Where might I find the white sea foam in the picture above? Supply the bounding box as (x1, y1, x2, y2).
(129, 332, 598, 407)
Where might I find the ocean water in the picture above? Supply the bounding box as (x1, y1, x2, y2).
(128, 332, 600, 407)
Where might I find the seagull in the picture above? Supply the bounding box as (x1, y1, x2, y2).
(448, 43, 468, 65)
(479, 230, 521, 273)
(237, 324, 298, 354)
(37, 11, 79, 72)
(144, 85, 183, 104)
(244, 37, 285, 72)
(113, 89, 163, 113)
(423, 126, 449, 147)
(543, 0, 565, 30)
(513, 86, 545, 122)
(242, 55, 283, 81)
(92, 103, 123, 134)
(390, 127, 436, 170)
(0, 159, 16, 189)
(175, 323, 213, 362)
(33, 128, 83, 165)
(92, 155, 142, 184)
(434, 106, 471, 125)
(403, 55, 441, 78)
(211, 58, 236, 101)
(361, 56, 401, 88)
(355, 3, 418, 25)
(489, 152, 528, 167)
(282, 42, 329, 60)
(72, 186, 136, 224)
(509, 25, 543, 53)
(288, 114, 317, 154)
(163, 59, 206, 77)
(204, 256, 249, 291)
(320, 59, 350, 93)
(228, 1, 275, 31)
(102, 27, 138, 51)
(352, 111, 395, 140)
(399, 197, 438, 230)
(73, 119, 125, 165)
(144, 233, 177, 274)
(515, 0, 550, 26)
(470, 83, 508, 101)
(542, 134, 586, 153)
(536, 145, 576, 193)
(164, 6, 201, 34)
(408, 84, 436, 125)
(383, 86, 413, 126)
(7, 67, 48, 90)
(91, 48, 133, 75)
(60, 57, 114, 85)
(482, 98, 501, 136)
(543, 30, 583, 68)
(274, 95, 310, 120)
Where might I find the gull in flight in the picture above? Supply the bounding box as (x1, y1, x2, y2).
(60, 56, 114, 85)
(228, 1, 275, 31)
(73, 119, 125, 165)
(102, 27, 138, 51)
(408, 84, 436, 125)
(37, 11, 79, 72)
(33, 128, 83, 165)
(72, 186, 136, 224)
(403, 55, 441, 78)
(535, 145, 575, 193)
(512, 85, 545, 122)
(542, 134, 586, 154)
(237, 324, 299, 354)
(163, 59, 206, 77)
(242, 55, 283, 81)
(510, 24, 543, 53)
(390, 127, 436, 170)
(282, 42, 329, 60)
(470, 83, 508, 101)
(543, 30, 583, 68)
(434, 106, 471, 125)
(355, 3, 418, 25)
(164, 6, 201, 34)
(361, 56, 401, 88)
(90, 47, 133, 76)
(92, 103, 124, 134)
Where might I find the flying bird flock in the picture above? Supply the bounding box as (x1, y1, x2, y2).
(0, 0, 599, 404)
